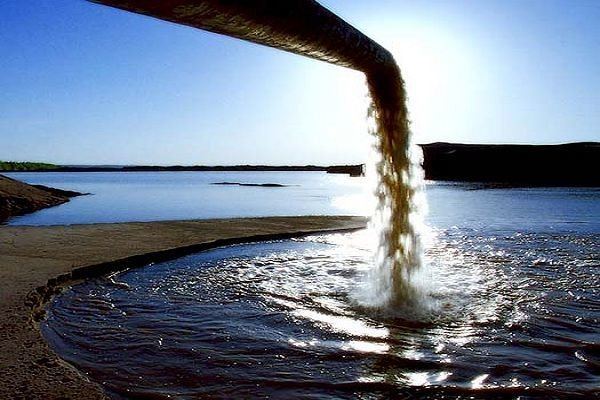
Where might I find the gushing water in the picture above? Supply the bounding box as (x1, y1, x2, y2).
(361, 63, 424, 308)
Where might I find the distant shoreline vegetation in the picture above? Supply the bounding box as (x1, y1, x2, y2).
(0, 161, 59, 171)
(0, 163, 365, 176)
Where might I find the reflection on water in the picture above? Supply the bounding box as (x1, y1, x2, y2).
(43, 226, 599, 399)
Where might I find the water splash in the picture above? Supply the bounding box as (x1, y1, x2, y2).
(361, 63, 425, 308)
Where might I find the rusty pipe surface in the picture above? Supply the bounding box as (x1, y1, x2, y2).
(88, 0, 395, 74)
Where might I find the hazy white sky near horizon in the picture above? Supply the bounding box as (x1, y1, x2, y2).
(1, 0, 599, 165)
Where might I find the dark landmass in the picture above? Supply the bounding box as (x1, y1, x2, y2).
(1, 164, 364, 176)
(0, 175, 83, 222)
(212, 182, 289, 187)
(420, 142, 599, 186)
(0, 161, 59, 171)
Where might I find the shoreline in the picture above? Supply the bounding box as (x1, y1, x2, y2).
(0, 216, 367, 399)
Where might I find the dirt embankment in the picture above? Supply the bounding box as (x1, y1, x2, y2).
(0, 174, 82, 222)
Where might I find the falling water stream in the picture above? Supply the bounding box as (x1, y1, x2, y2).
(363, 63, 422, 308)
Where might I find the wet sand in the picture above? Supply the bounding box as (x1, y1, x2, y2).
(0, 216, 366, 399)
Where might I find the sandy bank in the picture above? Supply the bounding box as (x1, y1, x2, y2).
(0, 216, 366, 399)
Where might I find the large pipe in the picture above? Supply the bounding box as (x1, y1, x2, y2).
(88, 0, 396, 74)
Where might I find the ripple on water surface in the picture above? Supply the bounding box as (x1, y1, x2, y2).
(42, 230, 600, 399)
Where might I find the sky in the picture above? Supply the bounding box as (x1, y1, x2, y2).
(1, 0, 599, 165)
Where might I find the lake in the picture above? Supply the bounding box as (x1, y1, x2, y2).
(5, 171, 367, 225)
(9, 171, 599, 398)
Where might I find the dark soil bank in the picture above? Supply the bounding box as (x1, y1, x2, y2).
(0, 174, 82, 222)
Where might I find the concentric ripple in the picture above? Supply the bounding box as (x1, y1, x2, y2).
(42, 227, 599, 399)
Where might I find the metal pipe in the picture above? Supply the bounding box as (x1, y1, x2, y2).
(88, 0, 396, 74)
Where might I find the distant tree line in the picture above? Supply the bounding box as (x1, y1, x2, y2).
(0, 161, 59, 171)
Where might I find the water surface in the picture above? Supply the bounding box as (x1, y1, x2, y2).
(5, 171, 366, 225)
(42, 185, 600, 399)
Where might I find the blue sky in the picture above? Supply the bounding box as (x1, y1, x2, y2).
(1, 0, 598, 165)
